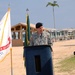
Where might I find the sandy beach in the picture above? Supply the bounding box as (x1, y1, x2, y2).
(0, 39, 75, 75)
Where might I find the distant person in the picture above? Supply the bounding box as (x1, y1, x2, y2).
(30, 22, 52, 46)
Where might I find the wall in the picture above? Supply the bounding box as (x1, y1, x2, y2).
(12, 39, 23, 46)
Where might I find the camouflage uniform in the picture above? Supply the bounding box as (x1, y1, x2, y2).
(30, 30, 52, 46)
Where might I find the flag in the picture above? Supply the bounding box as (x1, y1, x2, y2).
(24, 14, 30, 46)
(0, 8, 12, 62)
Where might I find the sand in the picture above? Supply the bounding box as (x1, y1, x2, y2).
(0, 39, 75, 75)
(52, 40, 75, 75)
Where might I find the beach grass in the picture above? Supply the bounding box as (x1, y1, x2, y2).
(57, 55, 75, 72)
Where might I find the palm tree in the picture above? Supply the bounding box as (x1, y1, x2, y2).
(46, 1, 59, 41)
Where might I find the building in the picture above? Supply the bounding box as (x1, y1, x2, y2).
(11, 22, 36, 46)
(11, 23, 75, 46)
(47, 28, 75, 42)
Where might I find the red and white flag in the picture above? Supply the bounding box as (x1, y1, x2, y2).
(0, 8, 12, 62)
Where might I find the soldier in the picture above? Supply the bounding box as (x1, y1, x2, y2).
(30, 22, 52, 46)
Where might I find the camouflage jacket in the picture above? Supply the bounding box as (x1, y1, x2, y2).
(30, 31, 52, 46)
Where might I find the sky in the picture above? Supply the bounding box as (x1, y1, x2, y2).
(0, 0, 75, 29)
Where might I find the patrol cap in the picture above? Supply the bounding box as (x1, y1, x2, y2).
(36, 22, 43, 28)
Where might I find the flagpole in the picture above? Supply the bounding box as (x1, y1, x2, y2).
(7, 4, 13, 75)
(10, 48, 13, 75)
(8, 4, 13, 75)
(24, 8, 30, 46)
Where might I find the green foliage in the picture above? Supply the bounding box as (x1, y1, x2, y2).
(46, 1, 59, 7)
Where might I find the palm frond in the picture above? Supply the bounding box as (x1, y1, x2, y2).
(46, 1, 59, 7)
(55, 4, 59, 7)
(46, 2, 52, 7)
(54, 1, 57, 4)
